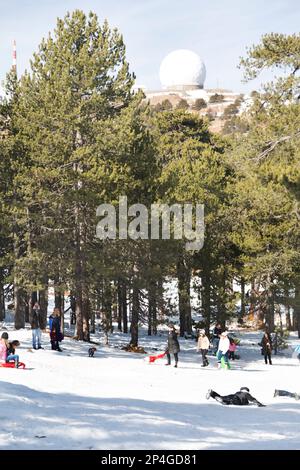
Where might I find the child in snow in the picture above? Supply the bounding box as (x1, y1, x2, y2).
(0, 332, 9, 364)
(6, 340, 20, 368)
(197, 329, 209, 367)
(217, 331, 230, 368)
(228, 337, 237, 360)
(165, 324, 180, 368)
(49, 308, 63, 352)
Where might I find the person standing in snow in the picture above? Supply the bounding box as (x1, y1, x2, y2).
(217, 331, 230, 367)
(49, 308, 63, 352)
(165, 324, 180, 368)
(197, 329, 210, 367)
(260, 332, 272, 365)
(31, 302, 43, 350)
(228, 337, 237, 360)
(206, 387, 265, 406)
(212, 322, 222, 354)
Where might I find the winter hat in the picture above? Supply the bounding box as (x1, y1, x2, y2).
(1, 332, 8, 340)
(240, 387, 250, 392)
(199, 329, 205, 335)
(221, 331, 228, 336)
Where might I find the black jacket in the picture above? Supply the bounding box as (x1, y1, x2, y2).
(31, 308, 42, 329)
(225, 391, 264, 406)
(50, 315, 61, 335)
(261, 335, 272, 354)
(166, 330, 180, 354)
(213, 327, 222, 338)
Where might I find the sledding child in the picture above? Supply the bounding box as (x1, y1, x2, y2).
(197, 329, 210, 367)
(0, 332, 9, 364)
(6, 340, 20, 368)
(228, 337, 237, 360)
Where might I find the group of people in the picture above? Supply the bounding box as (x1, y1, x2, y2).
(0, 304, 64, 366)
(197, 325, 237, 369)
(164, 323, 300, 408)
(165, 322, 278, 370)
(165, 323, 235, 369)
(30, 302, 63, 351)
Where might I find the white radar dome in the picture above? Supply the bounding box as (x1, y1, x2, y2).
(159, 49, 206, 91)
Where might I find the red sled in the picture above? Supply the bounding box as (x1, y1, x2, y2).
(0, 362, 26, 369)
(148, 352, 166, 363)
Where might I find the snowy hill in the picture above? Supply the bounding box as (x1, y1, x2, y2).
(0, 326, 300, 450)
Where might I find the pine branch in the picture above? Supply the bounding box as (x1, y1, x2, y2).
(254, 129, 300, 162)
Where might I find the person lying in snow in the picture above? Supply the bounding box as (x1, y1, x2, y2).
(274, 389, 300, 400)
(206, 387, 265, 406)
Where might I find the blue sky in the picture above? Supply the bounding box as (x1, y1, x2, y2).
(0, 0, 299, 93)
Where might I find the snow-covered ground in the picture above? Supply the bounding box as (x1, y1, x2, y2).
(0, 324, 300, 450)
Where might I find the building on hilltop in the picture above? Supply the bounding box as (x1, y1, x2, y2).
(141, 49, 246, 130)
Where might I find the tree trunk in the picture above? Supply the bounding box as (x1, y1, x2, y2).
(117, 280, 123, 332)
(14, 283, 24, 329)
(82, 288, 90, 340)
(265, 277, 275, 332)
(0, 283, 5, 321)
(90, 309, 95, 334)
(241, 276, 246, 317)
(74, 250, 90, 340)
(122, 284, 128, 334)
(70, 293, 76, 325)
(177, 254, 192, 337)
(294, 285, 300, 338)
(130, 286, 139, 347)
(103, 280, 112, 333)
(111, 282, 118, 324)
(75, 284, 83, 339)
(39, 280, 48, 330)
(284, 286, 291, 330)
(148, 281, 157, 336)
(73, 157, 90, 341)
(201, 270, 211, 335)
(54, 285, 62, 311)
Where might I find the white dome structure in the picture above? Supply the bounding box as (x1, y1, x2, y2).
(159, 49, 206, 91)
